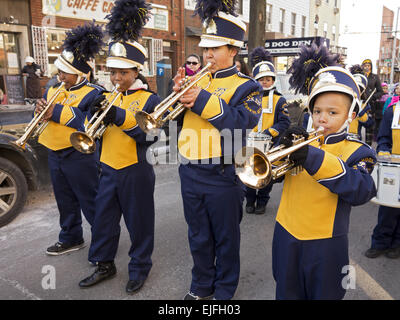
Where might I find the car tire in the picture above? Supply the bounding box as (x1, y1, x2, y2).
(0, 157, 28, 227)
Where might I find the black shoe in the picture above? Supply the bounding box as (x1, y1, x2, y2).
(79, 261, 116, 288)
(183, 291, 213, 300)
(46, 240, 85, 256)
(255, 204, 266, 214)
(364, 247, 388, 258)
(246, 204, 255, 214)
(126, 279, 145, 294)
(385, 247, 400, 259)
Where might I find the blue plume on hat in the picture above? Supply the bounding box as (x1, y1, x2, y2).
(349, 64, 364, 75)
(194, 0, 238, 21)
(250, 47, 272, 68)
(63, 20, 104, 62)
(287, 43, 339, 95)
(106, 0, 152, 42)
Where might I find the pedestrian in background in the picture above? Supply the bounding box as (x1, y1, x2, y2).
(22, 56, 43, 99)
(167, 54, 202, 95)
(235, 56, 250, 76)
(382, 83, 400, 115)
(361, 59, 383, 143)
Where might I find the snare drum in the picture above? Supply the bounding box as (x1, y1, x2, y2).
(246, 132, 272, 154)
(371, 156, 400, 208)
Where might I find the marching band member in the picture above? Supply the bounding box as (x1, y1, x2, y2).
(365, 94, 400, 259)
(245, 47, 290, 215)
(348, 64, 374, 141)
(272, 44, 377, 299)
(35, 22, 104, 258)
(173, 0, 262, 300)
(78, 0, 160, 294)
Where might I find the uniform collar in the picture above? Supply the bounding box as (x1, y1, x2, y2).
(212, 65, 238, 79)
(323, 130, 347, 144)
(67, 78, 87, 91)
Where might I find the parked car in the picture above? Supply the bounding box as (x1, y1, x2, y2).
(0, 104, 49, 227)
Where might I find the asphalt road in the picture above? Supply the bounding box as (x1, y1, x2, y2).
(1, 160, 400, 301)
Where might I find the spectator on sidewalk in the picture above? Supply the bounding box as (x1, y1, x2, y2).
(22, 56, 43, 99)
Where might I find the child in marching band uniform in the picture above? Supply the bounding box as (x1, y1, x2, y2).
(35, 22, 104, 259)
(79, 0, 160, 294)
(245, 47, 290, 214)
(348, 64, 374, 142)
(365, 88, 400, 259)
(272, 44, 377, 299)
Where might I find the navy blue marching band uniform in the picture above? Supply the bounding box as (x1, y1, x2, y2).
(367, 100, 400, 254)
(273, 45, 377, 299)
(245, 47, 290, 213)
(178, 1, 262, 300)
(80, 0, 159, 293)
(39, 23, 104, 257)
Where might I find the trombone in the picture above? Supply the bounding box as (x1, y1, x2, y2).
(70, 84, 122, 154)
(10, 82, 66, 150)
(235, 127, 324, 189)
(135, 62, 212, 135)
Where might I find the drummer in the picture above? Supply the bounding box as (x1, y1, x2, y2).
(245, 47, 290, 215)
(365, 98, 400, 259)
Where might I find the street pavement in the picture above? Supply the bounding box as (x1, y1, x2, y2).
(1, 159, 400, 301)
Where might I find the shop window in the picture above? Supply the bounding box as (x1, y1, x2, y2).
(291, 13, 296, 36)
(279, 9, 285, 34)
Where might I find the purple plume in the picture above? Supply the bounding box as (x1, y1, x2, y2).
(194, 0, 238, 21)
(287, 43, 339, 95)
(250, 47, 272, 68)
(63, 20, 104, 61)
(106, 0, 152, 42)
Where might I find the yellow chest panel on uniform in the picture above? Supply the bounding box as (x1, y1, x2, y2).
(276, 139, 362, 240)
(100, 90, 152, 169)
(178, 75, 248, 160)
(253, 95, 280, 132)
(38, 85, 94, 150)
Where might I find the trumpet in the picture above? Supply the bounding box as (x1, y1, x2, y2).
(235, 127, 324, 189)
(11, 82, 66, 150)
(135, 62, 212, 135)
(70, 84, 122, 154)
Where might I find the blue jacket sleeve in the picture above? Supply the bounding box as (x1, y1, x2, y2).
(51, 88, 104, 131)
(190, 79, 263, 132)
(377, 105, 394, 153)
(359, 104, 374, 128)
(302, 144, 377, 206)
(119, 93, 161, 145)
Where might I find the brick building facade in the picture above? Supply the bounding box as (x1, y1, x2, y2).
(377, 6, 399, 83)
(29, 0, 185, 94)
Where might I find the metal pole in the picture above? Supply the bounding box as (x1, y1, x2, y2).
(390, 7, 400, 84)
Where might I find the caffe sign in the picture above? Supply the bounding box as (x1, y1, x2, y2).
(42, 0, 168, 31)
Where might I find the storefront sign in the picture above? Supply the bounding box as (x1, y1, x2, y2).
(42, 0, 168, 31)
(265, 37, 330, 56)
